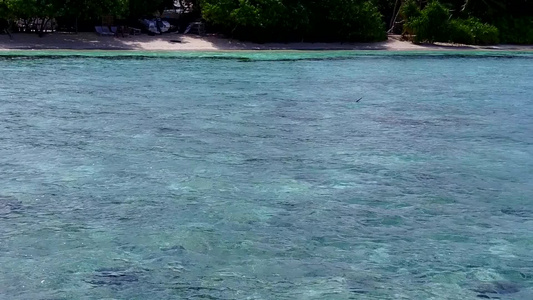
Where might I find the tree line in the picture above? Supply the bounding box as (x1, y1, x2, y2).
(0, 0, 182, 35)
(0, 0, 531, 44)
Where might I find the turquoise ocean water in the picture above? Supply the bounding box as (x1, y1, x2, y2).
(0, 51, 532, 299)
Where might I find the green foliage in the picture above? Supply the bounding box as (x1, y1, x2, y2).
(400, 0, 420, 22)
(447, 18, 474, 44)
(0, 0, 529, 44)
(2, 0, 66, 35)
(449, 18, 499, 44)
(464, 18, 499, 45)
(404, 0, 531, 44)
(0, 0, 130, 20)
(201, 0, 237, 28)
(201, 0, 295, 41)
(129, 0, 174, 18)
(402, 0, 499, 45)
(0, 0, 8, 18)
(325, 0, 387, 42)
(494, 16, 533, 44)
(403, 0, 449, 43)
(201, 0, 386, 42)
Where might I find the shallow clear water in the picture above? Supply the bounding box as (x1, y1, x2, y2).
(1, 52, 532, 299)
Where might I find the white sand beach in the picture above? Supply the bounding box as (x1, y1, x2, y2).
(1, 32, 532, 52)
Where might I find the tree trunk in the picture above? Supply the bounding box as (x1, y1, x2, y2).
(23, 19, 31, 33)
(389, 0, 402, 32)
(388, 5, 403, 33)
(38, 18, 50, 37)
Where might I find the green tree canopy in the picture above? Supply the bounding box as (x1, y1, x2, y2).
(201, 0, 386, 42)
(0, 0, 531, 43)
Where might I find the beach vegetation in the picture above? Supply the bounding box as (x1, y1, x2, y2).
(493, 16, 533, 44)
(449, 18, 499, 45)
(201, 0, 387, 42)
(2, 0, 64, 36)
(0, 0, 530, 44)
(401, 0, 500, 44)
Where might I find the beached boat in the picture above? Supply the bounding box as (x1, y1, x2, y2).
(139, 19, 171, 35)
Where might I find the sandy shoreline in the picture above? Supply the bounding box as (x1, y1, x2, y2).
(0, 32, 532, 52)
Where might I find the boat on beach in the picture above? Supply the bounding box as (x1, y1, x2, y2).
(139, 18, 171, 35)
